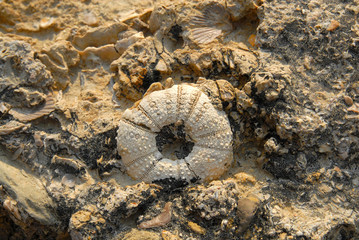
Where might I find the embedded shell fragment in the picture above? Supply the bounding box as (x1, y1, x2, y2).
(117, 85, 233, 183)
(188, 2, 233, 44)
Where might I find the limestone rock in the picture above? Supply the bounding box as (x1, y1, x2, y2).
(37, 40, 80, 90)
(72, 22, 128, 49)
(121, 229, 161, 240)
(0, 0, 359, 239)
(0, 39, 53, 90)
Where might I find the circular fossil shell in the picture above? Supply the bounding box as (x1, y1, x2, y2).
(117, 85, 233, 183)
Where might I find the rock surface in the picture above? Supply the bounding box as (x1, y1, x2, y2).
(0, 0, 358, 239)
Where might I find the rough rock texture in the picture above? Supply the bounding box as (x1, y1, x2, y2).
(64, 182, 162, 239)
(0, 39, 53, 90)
(256, 0, 359, 178)
(37, 40, 80, 90)
(110, 0, 259, 101)
(0, 0, 359, 239)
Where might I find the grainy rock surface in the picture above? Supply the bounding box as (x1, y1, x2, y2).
(0, 0, 359, 239)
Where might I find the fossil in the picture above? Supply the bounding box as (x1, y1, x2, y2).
(0, 121, 26, 135)
(138, 202, 172, 229)
(117, 84, 233, 183)
(188, 2, 233, 44)
(9, 94, 55, 122)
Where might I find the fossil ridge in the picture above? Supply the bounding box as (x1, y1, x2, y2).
(117, 84, 233, 183)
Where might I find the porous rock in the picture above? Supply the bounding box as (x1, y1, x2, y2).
(0, 38, 53, 92)
(37, 40, 80, 90)
(72, 22, 128, 49)
(1, 0, 359, 239)
(183, 177, 262, 238)
(60, 182, 162, 239)
(111, 1, 259, 101)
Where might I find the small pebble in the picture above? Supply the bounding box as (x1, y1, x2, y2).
(82, 11, 98, 26)
(344, 95, 353, 106)
(188, 221, 206, 235)
(248, 34, 256, 47)
(162, 230, 182, 240)
(40, 17, 55, 29)
(327, 20, 340, 31)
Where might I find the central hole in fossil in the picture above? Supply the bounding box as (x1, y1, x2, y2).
(156, 123, 194, 160)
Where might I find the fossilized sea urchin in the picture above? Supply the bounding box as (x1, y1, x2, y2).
(117, 85, 233, 183)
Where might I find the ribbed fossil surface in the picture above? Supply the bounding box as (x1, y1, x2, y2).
(189, 2, 233, 44)
(117, 85, 233, 183)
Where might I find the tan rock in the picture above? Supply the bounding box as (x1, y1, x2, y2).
(265, 89, 279, 101)
(79, 44, 120, 63)
(123, 229, 161, 240)
(197, 79, 222, 110)
(0, 121, 26, 136)
(344, 95, 353, 106)
(237, 196, 260, 232)
(216, 79, 235, 102)
(234, 172, 256, 185)
(37, 40, 80, 90)
(327, 20, 340, 31)
(161, 230, 182, 240)
(114, 31, 145, 55)
(70, 210, 92, 229)
(142, 82, 164, 98)
(236, 89, 254, 113)
(0, 154, 58, 225)
(254, 72, 274, 93)
(155, 59, 168, 73)
(188, 221, 206, 235)
(72, 22, 128, 49)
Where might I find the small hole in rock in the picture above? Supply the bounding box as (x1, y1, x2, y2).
(155, 123, 194, 160)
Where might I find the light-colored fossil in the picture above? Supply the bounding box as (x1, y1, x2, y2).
(188, 2, 233, 44)
(114, 31, 144, 55)
(9, 94, 55, 122)
(117, 84, 233, 183)
(138, 202, 172, 229)
(0, 121, 26, 135)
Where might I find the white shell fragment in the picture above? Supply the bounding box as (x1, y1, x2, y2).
(117, 85, 233, 183)
(189, 3, 233, 44)
(39, 17, 55, 29)
(82, 11, 98, 26)
(114, 31, 144, 55)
